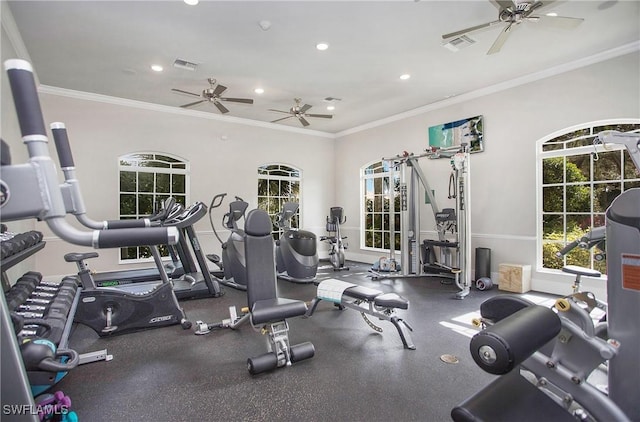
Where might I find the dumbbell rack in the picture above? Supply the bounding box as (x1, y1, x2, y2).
(1, 230, 109, 416)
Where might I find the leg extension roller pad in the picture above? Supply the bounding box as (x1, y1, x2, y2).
(307, 278, 415, 350)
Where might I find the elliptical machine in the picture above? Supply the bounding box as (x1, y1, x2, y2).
(320, 207, 349, 271)
(207, 193, 249, 291)
(274, 202, 318, 283)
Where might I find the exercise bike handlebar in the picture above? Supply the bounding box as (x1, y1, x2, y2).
(4, 59, 179, 249)
(50, 122, 152, 229)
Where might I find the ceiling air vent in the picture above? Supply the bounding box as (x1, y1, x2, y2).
(173, 58, 198, 71)
(442, 35, 476, 52)
(324, 97, 342, 102)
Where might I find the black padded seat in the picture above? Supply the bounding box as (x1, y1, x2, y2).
(374, 293, 409, 310)
(343, 285, 382, 301)
(251, 297, 308, 325)
(452, 371, 575, 422)
(244, 208, 309, 325)
(480, 294, 535, 323)
(562, 265, 601, 278)
(64, 252, 99, 262)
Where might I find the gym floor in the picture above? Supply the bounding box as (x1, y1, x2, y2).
(57, 262, 548, 421)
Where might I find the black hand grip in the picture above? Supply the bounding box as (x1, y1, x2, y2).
(50, 123, 75, 167)
(105, 219, 149, 229)
(209, 193, 227, 210)
(469, 305, 560, 375)
(556, 239, 580, 257)
(38, 348, 79, 372)
(95, 226, 178, 248)
(5, 60, 47, 137)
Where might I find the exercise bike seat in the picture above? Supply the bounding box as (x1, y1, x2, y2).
(64, 252, 99, 263)
(562, 265, 601, 278)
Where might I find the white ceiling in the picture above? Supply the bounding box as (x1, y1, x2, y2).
(5, 0, 640, 134)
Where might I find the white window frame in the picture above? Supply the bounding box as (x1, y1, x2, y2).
(257, 163, 302, 239)
(118, 152, 190, 263)
(360, 159, 400, 252)
(536, 119, 640, 274)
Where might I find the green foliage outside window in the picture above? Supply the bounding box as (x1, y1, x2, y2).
(257, 164, 301, 239)
(540, 123, 640, 273)
(119, 153, 188, 261)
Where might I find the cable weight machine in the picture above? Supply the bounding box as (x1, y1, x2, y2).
(370, 144, 472, 299)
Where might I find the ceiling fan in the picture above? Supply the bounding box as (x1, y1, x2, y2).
(442, 0, 584, 55)
(171, 78, 254, 114)
(269, 98, 333, 127)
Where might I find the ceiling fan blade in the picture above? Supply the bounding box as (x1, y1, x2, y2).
(299, 104, 312, 114)
(172, 88, 201, 97)
(271, 116, 293, 123)
(213, 101, 229, 114)
(268, 109, 293, 114)
(442, 20, 502, 40)
(306, 113, 333, 119)
(532, 14, 584, 29)
(180, 100, 206, 108)
(213, 84, 227, 96)
(487, 22, 515, 55)
(298, 116, 310, 127)
(220, 97, 254, 104)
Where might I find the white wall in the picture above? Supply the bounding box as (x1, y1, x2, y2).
(335, 51, 640, 298)
(2, 89, 335, 277)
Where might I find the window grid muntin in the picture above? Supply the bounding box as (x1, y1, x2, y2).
(257, 164, 302, 239)
(539, 122, 640, 273)
(362, 160, 401, 251)
(119, 152, 189, 262)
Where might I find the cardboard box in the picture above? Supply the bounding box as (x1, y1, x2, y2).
(498, 263, 532, 293)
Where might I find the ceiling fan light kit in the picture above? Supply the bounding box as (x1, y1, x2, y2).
(442, 0, 584, 55)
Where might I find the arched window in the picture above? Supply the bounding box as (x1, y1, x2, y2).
(257, 163, 301, 239)
(119, 152, 189, 261)
(361, 160, 401, 251)
(537, 120, 640, 274)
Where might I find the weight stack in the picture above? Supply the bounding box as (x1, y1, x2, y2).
(475, 247, 491, 281)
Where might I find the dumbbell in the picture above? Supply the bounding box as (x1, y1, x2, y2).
(18, 296, 72, 317)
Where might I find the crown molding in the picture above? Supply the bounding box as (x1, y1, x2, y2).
(336, 41, 640, 138)
(37, 85, 336, 139)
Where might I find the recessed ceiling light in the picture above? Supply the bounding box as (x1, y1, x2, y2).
(400, 74, 411, 80)
(259, 20, 272, 31)
(151, 64, 163, 72)
(546, 12, 558, 16)
(184, 0, 199, 5)
(316, 43, 329, 51)
(327, 105, 335, 111)
(254, 88, 264, 94)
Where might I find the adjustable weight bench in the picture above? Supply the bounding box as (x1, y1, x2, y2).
(235, 209, 315, 375)
(306, 278, 415, 350)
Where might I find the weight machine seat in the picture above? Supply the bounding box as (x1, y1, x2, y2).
(374, 293, 409, 310)
(343, 285, 409, 310)
(451, 370, 575, 422)
(244, 209, 308, 324)
(480, 294, 535, 323)
(251, 297, 308, 325)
